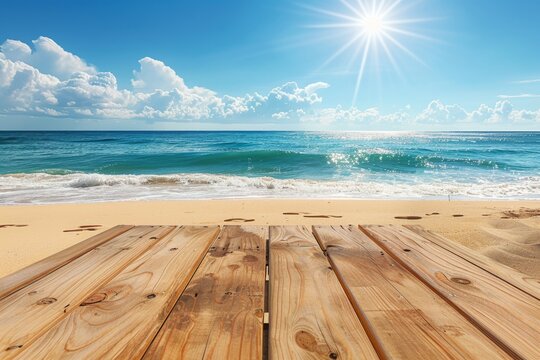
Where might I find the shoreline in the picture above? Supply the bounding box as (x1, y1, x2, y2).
(2, 171, 539, 204)
(0, 199, 539, 279)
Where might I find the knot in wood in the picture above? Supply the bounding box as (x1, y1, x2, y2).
(80, 293, 107, 306)
(451, 277, 471, 285)
(5, 345, 23, 351)
(36, 297, 56, 305)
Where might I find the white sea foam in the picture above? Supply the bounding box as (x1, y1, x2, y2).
(0, 172, 539, 204)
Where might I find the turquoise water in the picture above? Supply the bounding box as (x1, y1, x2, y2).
(1, 131, 539, 202)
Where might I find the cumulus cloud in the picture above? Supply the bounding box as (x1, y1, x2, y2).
(0, 37, 331, 121)
(266, 81, 329, 108)
(0, 57, 60, 113)
(469, 101, 513, 123)
(0, 36, 539, 129)
(0, 39, 31, 62)
(417, 100, 468, 124)
(273, 100, 539, 128)
(1, 37, 95, 80)
(132, 57, 186, 92)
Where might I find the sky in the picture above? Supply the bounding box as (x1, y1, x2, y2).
(0, 0, 539, 130)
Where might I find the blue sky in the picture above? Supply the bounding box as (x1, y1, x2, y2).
(0, 0, 539, 130)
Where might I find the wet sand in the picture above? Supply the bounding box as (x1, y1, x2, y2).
(0, 200, 539, 278)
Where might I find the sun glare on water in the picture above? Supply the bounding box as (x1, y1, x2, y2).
(308, 0, 435, 104)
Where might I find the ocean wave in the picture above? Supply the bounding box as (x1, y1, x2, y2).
(0, 172, 538, 204)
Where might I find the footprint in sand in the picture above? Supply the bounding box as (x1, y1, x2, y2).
(224, 218, 255, 223)
(63, 228, 98, 233)
(63, 225, 103, 233)
(394, 216, 422, 220)
(0, 224, 28, 229)
(303, 215, 343, 219)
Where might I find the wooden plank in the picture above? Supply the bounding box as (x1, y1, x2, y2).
(404, 225, 540, 300)
(269, 225, 379, 360)
(0, 225, 133, 301)
(362, 225, 540, 360)
(0, 225, 174, 358)
(144, 225, 267, 360)
(15, 225, 220, 360)
(313, 225, 511, 360)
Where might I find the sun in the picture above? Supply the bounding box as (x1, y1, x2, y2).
(362, 15, 385, 36)
(307, 0, 434, 104)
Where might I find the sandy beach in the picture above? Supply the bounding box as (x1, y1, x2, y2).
(0, 200, 538, 279)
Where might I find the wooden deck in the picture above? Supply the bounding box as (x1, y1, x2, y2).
(0, 225, 538, 359)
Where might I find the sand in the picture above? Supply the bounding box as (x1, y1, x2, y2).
(0, 200, 539, 279)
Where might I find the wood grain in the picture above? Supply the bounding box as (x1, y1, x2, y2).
(362, 225, 540, 360)
(269, 225, 378, 360)
(12, 226, 219, 360)
(0, 225, 133, 301)
(404, 225, 540, 300)
(144, 225, 267, 360)
(313, 225, 511, 360)
(0, 226, 174, 358)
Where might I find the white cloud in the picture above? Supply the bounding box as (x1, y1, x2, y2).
(266, 81, 329, 109)
(498, 94, 540, 99)
(0, 36, 539, 129)
(469, 101, 513, 123)
(272, 111, 290, 120)
(132, 57, 186, 92)
(0, 37, 331, 121)
(0, 58, 60, 113)
(0, 39, 31, 61)
(1, 37, 96, 80)
(417, 100, 468, 124)
(514, 79, 540, 84)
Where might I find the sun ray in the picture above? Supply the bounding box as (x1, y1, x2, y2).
(347, 39, 365, 70)
(378, 36, 403, 78)
(308, 0, 433, 104)
(385, 17, 440, 25)
(380, 0, 402, 17)
(306, 23, 363, 29)
(353, 36, 372, 104)
(384, 26, 437, 42)
(339, 0, 363, 18)
(355, 0, 370, 15)
(303, 5, 361, 23)
(382, 32, 427, 66)
(376, 0, 388, 16)
(319, 33, 365, 70)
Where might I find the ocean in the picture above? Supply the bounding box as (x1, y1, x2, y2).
(0, 131, 539, 203)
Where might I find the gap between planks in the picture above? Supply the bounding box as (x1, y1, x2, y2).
(313, 225, 513, 360)
(359, 224, 539, 360)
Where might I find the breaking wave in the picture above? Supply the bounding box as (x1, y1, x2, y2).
(0, 172, 539, 204)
